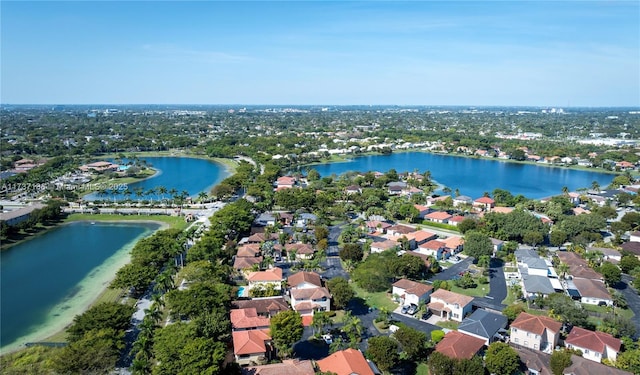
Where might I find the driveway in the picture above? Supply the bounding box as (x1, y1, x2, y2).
(390, 312, 439, 336)
(616, 275, 640, 339)
(474, 258, 507, 311)
(320, 224, 349, 280)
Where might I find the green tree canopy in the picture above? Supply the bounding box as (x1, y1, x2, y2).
(366, 336, 399, 372)
(463, 230, 493, 259)
(270, 310, 303, 358)
(485, 342, 520, 375)
(326, 277, 355, 310)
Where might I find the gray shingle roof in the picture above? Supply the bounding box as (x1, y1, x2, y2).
(458, 309, 508, 340)
(522, 275, 555, 295)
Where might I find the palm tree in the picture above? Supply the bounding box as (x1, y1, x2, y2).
(562, 186, 569, 196)
(592, 180, 601, 192)
(134, 187, 145, 206)
(198, 191, 208, 206)
(312, 310, 332, 336)
(169, 188, 178, 206)
(341, 311, 364, 345)
(556, 262, 570, 280)
(157, 185, 168, 204)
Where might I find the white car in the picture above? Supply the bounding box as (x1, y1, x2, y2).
(322, 334, 333, 345)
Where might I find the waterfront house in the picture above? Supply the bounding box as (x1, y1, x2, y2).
(565, 326, 621, 363)
(510, 312, 561, 353)
(453, 195, 473, 207)
(473, 196, 495, 211)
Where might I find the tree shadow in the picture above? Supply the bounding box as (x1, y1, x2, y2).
(347, 297, 369, 315)
(292, 339, 329, 360)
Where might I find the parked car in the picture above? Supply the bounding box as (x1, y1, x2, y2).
(322, 334, 333, 345)
(401, 305, 411, 314)
(421, 311, 432, 320)
(407, 304, 418, 315)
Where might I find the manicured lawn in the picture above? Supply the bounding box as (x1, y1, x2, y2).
(583, 303, 635, 319)
(351, 284, 399, 311)
(416, 363, 430, 375)
(436, 320, 459, 330)
(449, 282, 490, 298)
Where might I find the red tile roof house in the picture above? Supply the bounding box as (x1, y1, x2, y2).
(572, 277, 613, 306)
(285, 243, 315, 260)
(275, 176, 297, 189)
(234, 256, 263, 271)
(427, 289, 474, 322)
(232, 329, 273, 366)
(237, 243, 262, 258)
(240, 359, 315, 375)
(510, 312, 562, 353)
(392, 278, 433, 307)
(403, 230, 438, 249)
(387, 224, 417, 236)
(232, 297, 290, 318)
(425, 211, 453, 224)
(447, 215, 466, 226)
(287, 271, 331, 316)
(365, 220, 392, 234)
(473, 196, 495, 211)
(565, 326, 622, 363)
(231, 308, 271, 331)
(370, 239, 399, 253)
(414, 204, 431, 219)
(417, 239, 448, 260)
(315, 348, 379, 375)
(556, 251, 604, 282)
(435, 330, 486, 360)
(247, 268, 284, 294)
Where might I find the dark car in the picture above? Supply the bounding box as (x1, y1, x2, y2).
(421, 311, 432, 320)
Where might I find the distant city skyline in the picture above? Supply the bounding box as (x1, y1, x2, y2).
(1, 1, 639, 107)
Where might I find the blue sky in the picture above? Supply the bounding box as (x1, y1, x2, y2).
(1, 1, 639, 106)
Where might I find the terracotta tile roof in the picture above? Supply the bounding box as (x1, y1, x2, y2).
(511, 312, 562, 335)
(237, 243, 261, 257)
(285, 243, 315, 254)
(232, 297, 289, 316)
(448, 215, 465, 223)
(430, 288, 474, 307)
(247, 267, 283, 282)
(491, 206, 514, 214)
(557, 251, 603, 280)
(565, 326, 621, 354)
(247, 232, 279, 243)
(388, 224, 416, 234)
(428, 301, 451, 313)
(241, 359, 315, 375)
(366, 220, 392, 229)
(443, 236, 463, 249)
(290, 286, 330, 300)
(233, 256, 263, 270)
(292, 301, 320, 311)
(474, 196, 495, 204)
(404, 230, 437, 242)
(230, 308, 271, 330)
(420, 239, 446, 250)
(371, 239, 399, 251)
(287, 271, 323, 288)
(392, 278, 433, 297)
(414, 204, 430, 212)
(572, 278, 611, 300)
(232, 329, 271, 356)
(316, 348, 375, 375)
(435, 330, 485, 359)
(426, 211, 452, 221)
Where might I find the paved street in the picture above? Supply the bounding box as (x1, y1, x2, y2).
(474, 258, 507, 311)
(390, 312, 439, 336)
(320, 224, 349, 280)
(428, 257, 474, 281)
(616, 275, 640, 339)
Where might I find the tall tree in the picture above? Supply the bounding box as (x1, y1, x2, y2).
(270, 310, 303, 359)
(485, 342, 520, 375)
(366, 336, 399, 372)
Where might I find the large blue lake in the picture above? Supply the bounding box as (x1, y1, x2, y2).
(0, 221, 159, 352)
(312, 152, 614, 198)
(84, 156, 229, 200)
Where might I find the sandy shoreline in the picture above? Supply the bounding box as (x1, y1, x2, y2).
(0, 220, 166, 355)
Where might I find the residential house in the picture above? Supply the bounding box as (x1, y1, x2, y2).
(448, 215, 466, 226)
(563, 354, 634, 375)
(370, 239, 399, 253)
(232, 329, 272, 366)
(556, 251, 604, 282)
(413, 204, 431, 219)
(316, 348, 379, 375)
(345, 185, 362, 195)
(285, 243, 315, 260)
(620, 241, 640, 257)
(240, 359, 316, 375)
(417, 239, 448, 260)
(458, 309, 508, 345)
(425, 211, 452, 224)
(234, 256, 263, 270)
(521, 275, 556, 298)
(254, 212, 277, 227)
(473, 196, 495, 211)
(288, 271, 331, 315)
(247, 232, 279, 244)
(404, 230, 438, 249)
(366, 220, 392, 234)
(453, 195, 473, 207)
(510, 312, 561, 353)
(240, 359, 315, 375)
(387, 224, 416, 236)
(490, 238, 505, 255)
(588, 247, 621, 264)
(565, 326, 621, 363)
(247, 268, 283, 294)
(629, 231, 640, 243)
(442, 236, 464, 254)
(237, 244, 262, 258)
(514, 345, 553, 375)
(492, 206, 515, 214)
(571, 278, 613, 306)
(230, 308, 271, 331)
(232, 297, 290, 317)
(275, 176, 296, 189)
(426, 195, 450, 206)
(392, 278, 433, 307)
(519, 257, 550, 277)
(0, 203, 46, 226)
(428, 289, 474, 322)
(435, 330, 486, 360)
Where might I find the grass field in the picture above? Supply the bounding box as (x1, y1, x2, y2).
(351, 283, 399, 311)
(448, 282, 490, 298)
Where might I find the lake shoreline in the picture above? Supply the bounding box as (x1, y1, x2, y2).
(0, 219, 167, 356)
